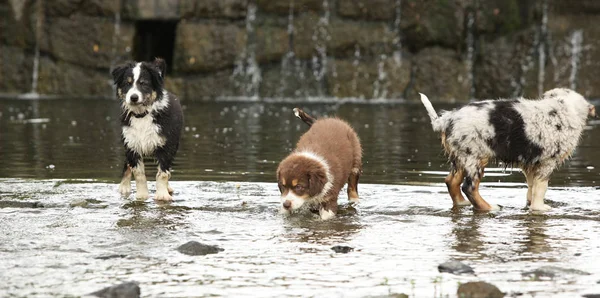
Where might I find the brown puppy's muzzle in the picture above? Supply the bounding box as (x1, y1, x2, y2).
(282, 200, 292, 210)
(589, 105, 597, 118)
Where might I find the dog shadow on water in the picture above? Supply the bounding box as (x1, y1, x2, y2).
(116, 199, 188, 230)
(448, 206, 553, 262)
(279, 202, 363, 245)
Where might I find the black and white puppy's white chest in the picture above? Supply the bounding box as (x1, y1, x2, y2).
(122, 112, 165, 156)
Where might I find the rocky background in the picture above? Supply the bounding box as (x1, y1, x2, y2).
(1, 0, 599, 102)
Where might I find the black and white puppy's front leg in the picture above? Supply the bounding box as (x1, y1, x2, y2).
(155, 146, 176, 201)
(119, 149, 149, 200)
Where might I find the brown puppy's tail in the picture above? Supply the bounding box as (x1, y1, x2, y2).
(293, 108, 316, 127)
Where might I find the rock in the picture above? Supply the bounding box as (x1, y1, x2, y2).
(583, 295, 600, 298)
(0, 200, 44, 208)
(474, 29, 536, 99)
(457, 281, 504, 298)
(180, 0, 247, 19)
(337, 0, 395, 21)
(328, 57, 411, 99)
(44, 15, 134, 69)
(256, 0, 323, 15)
(94, 254, 127, 260)
(1, 1, 36, 50)
(88, 281, 140, 298)
(122, 0, 179, 20)
(37, 57, 113, 97)
(293, 14, 396, 60)
(173, 22, 245, 73)
(0, 46, 33, 94)
(331, 245, 353, 253)
(255, 26, 289, 65)
(176, 241, 224, 256)
(70, 198, 89, 208)
(438, 260, 475, 275)
(522, 266, 591, 280)
(46, 0, 119, 17)
(411, 47, 470, 102)
(177, 70, 238, 100)
(401, 0, 463, 53)
(259, 59, 322, 98)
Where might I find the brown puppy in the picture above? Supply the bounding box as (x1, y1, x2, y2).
(276, 108, 362, 220)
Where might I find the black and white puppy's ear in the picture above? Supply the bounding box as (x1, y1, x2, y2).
(153, 57, 167, 78)
(111, 62, 133, 85)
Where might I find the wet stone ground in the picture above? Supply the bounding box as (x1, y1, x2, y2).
(1, 99, 600, 297)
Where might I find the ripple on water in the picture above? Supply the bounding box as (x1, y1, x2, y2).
(0, 179, 599, 296)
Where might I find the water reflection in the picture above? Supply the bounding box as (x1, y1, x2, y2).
(1, 99, 599, 187)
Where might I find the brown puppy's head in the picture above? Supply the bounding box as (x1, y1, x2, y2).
(276, 152, 330, 214)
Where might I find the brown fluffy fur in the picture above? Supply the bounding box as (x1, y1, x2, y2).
(277, 114, 362, 219)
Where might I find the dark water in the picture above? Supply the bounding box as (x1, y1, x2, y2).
(2, 98, 599, 185)
(1, 98, 600, 297)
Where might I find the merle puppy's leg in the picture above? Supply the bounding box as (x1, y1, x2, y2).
(347, 167, 361, 203)
(155, 147, 175, 201)
(529, 168, 552, 211)
(461, 167, 499, 211)
(522, 169, 534, 207)
(319, 197, 338, 220)
(445, 163, 470, 207)
(132, 160, 149, 200)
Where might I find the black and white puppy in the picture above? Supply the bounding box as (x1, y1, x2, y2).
(111, 58, 183, 201)
(420, 88, 595, 212)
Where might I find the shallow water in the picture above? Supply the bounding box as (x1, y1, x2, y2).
(1, 99, 600, 297)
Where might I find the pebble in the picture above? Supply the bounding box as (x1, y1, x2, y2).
(88, 281, 140, 298)
(331, 246, 354, 253)
(438, 260, 475, 275)
(457, 281, 504, 298)
(176, 241, 223, 256)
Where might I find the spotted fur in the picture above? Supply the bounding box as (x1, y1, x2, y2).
(420, 88, 595, 211)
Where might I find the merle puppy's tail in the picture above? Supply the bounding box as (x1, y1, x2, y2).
(419, 93, 443, 132)
(293, 108, 316, 127)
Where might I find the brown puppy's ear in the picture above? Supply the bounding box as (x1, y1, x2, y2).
(308, 170, 326, 197)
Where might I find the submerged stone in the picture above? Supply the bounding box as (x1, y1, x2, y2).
(176, 241, 224, 256)
(331, 245, 354, 254)
(457, 281, 504, 298)
(522, 266, 591, 280)
(438, 260, 475, 275)
(94, 254, 128, 260)
(88, 281, 140, 298)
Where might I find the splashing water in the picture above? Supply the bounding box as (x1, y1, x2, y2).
(109, 0, 122, 98)
(537, 0, 548, 97)
(232, 2, 261, 99)
(311, 0, 330, 97)
(372, 54, 389, 99)
(466, 9, 475, 100)
(569, 30, 583, 91)
(21, 0, 43, 99)
(278, 0, 295, 97)
(351, 44, 361, 96)
(393, 0, 402, 66)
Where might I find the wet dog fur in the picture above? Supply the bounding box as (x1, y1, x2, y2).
(111, 58, 183, 201)
(276, 108, 362, 220)
(420, 88, 595, 211)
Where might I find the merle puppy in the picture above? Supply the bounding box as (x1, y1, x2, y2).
(111, 58, 183, 201)
(420, 88, 595, 211)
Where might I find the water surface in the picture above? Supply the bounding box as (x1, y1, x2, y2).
(1, 98, 600, 297)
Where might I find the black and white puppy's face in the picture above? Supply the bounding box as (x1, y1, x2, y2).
(112, 58, 166, 114)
